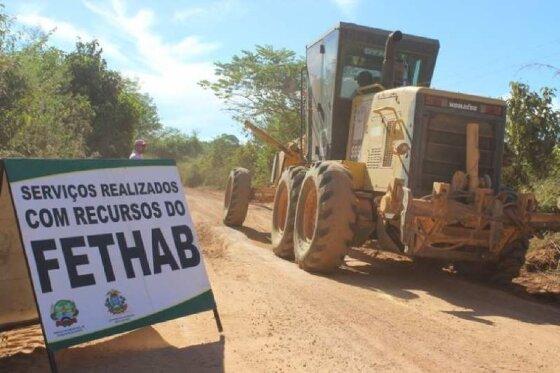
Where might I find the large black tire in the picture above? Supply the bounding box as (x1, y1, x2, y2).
(223, 168, 251, 227)
(271, 166, 306, 259)
(493, 238, 529, 283)
(454, 239, 529, 284)
(453, 261, 496, 281)
(293, 162, 357, 273)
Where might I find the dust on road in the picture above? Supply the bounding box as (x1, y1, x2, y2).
(2, 188, 560, 372)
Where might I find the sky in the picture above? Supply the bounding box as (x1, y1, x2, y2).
(5, 0, 560, 140)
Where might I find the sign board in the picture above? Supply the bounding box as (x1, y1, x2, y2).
(0, 159, 217, 351)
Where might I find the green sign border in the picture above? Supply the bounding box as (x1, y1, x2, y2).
(50, 289, 216, 351)
(3, 158, 175, 182)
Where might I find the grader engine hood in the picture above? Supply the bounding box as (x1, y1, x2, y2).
(346, 87, 507, 196)
(362, 87, 560, 262)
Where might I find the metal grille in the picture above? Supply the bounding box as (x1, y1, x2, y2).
(366, 148, 382, 169)
(382, 121, 397, 167)
(419, 113, 496, 195)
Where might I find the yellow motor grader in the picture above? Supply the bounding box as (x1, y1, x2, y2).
(223, 22, 560, 282)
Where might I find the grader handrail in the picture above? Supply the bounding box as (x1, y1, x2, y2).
(372, 106, 412, 144)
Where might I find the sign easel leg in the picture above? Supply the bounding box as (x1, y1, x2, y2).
(4, 165, 59, 373)
(212, 306, 223, 333)
(47, 348, 59, 373)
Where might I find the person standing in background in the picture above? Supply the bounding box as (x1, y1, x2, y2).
(129, 139, 147, 159)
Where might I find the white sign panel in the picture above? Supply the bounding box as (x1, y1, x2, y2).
(3, 159, 215, 350)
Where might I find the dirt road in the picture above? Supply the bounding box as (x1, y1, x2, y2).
(2, 188, 560, 372)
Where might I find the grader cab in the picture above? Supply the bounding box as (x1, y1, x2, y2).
(223, 22, 560, 282)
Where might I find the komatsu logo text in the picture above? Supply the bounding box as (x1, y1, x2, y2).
(448, 102, 478, 112)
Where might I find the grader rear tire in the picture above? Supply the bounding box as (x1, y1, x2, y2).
(493, 239, 529, 283)
(453, 261, 497, 282)
(223, 168, 251, 227)
(293, 162, 357, 273)
(271, 167, 306, 259)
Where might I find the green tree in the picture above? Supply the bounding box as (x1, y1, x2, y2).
(0, 10, 92, 158)
(65, 40, 161, 157)
(148, 128, 203, 160)
(503, 82, 560, 187)
(0, 4, 161, 160)
(199, 45, 304, 143)
(199, 45, 304, 185)
(7, 43, 92, 157)
(178, 134, 244, 187)
(122, 79, 161, 139)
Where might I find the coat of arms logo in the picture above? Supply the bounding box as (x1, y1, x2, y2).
(50, 299, 79, 327)
(105, 289, 128, 315)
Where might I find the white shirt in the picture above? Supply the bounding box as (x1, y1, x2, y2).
(129, 152, 143, 160)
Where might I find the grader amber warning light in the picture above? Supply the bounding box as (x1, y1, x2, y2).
(223, 22, 560, 282)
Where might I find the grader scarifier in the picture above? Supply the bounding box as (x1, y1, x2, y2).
(223, 23, 560, 282)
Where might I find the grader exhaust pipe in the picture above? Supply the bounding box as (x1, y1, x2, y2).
(381, 30, 403, 89)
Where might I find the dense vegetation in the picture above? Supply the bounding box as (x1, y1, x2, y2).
(503, 82, 560, 211)
(0, 5, 558, 212)
(0, 9, 161, 159)
(184, 45, 304, 187)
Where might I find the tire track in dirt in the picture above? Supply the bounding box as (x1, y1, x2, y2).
(187, 188, 560, 372)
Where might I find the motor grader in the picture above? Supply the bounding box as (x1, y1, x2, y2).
(222, 22, 560, 282)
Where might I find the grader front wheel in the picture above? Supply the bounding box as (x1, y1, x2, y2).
(293, 162, 357, 273)
(223, 168, 251, 227)
(271, 167, 306, 259)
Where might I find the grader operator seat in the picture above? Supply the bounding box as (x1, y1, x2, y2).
(306, 23, 440, 161)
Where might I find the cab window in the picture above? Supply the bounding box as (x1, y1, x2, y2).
(339, 44, 384, 98)
(339, 42, 427, 98)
